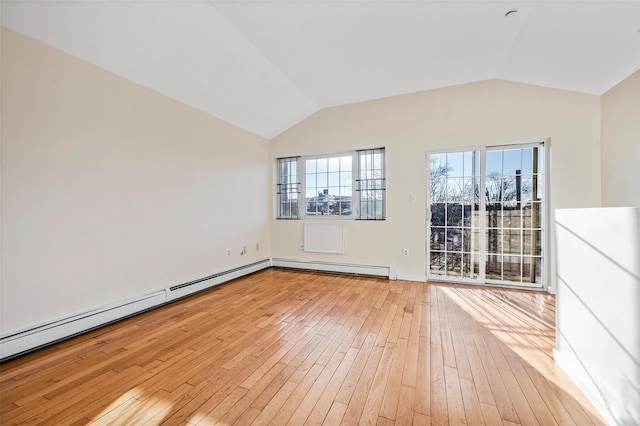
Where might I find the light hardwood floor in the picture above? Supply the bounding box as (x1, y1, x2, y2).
(0, 269, 605, 425)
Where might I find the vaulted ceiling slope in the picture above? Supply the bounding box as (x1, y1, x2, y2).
(2, 1, 639, 139)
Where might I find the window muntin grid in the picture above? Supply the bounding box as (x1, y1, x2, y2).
(276, 157, 300, 219)
(305, 155, 353, 217)
(357, 148, 385, 220)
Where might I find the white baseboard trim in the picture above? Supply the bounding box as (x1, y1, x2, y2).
(397, 273, 427, 282)
(0, 290, 166, 361)
(272, 258, 391, 278)
(0, 259, 271, 361)
(553, 348, 616, 426)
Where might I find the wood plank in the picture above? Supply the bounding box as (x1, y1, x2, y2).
(321, 401, 347, 425)
(379, 338, 407, 420)
(355, 341, 394, 426)
(0, 270, 607, 426)
(395, 384, 415, 426)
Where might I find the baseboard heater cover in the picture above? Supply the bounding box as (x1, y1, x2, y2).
(272, 258, 391, 278)
(0, 290, 166, 361)
(168, 259, 271, 300)
(0, 259, 271, 361)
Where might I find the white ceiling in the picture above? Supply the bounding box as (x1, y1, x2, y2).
(2, 1, 640, 139)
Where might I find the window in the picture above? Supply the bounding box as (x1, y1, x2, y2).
(276, 148, 385, 220)
(305, 155, 353, 216)
(357, 148, 385, 220)
(276, 157, 299, 219)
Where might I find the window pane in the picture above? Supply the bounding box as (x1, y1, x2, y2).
(431, 174, 447, 203)
(503, 230, 522, 254)
(340, 171, 352, 186)
(329, 157, 340, 172)
(317, 158, 328, 173)
(503, 149, 521, 175)
(373, 153, 382, 170)
(536, 147, 544, 174)
(536, 178, 544, 201)
(463, 229, 472, 252)
(328, 172, 340, 187)
(306, 159, 316, 174)
(503, 256, 522, 282)
(472, 230, 480, 252)
(522, 257, 543, 284)
(446, 252, 462, 277)
(341, 156, 351, 170)
(447, 152, 464, 177)
(446, 204, 463, 227)
(526, 202, 542, 228)
(486, 150, 502, 176)
(485, 175, 502, 202)
(462, 204, 473, 227)
(463, 254, 478, 279)
(447, 228, 463, 251)
(473, 177, 480, 203)
(430, 251, 445, 274)
(486, 228, 502, 254)
(523, 230, 542, 256)
(316, 173, 328, 188)
(306, 187, 317, 199)
(463, 151, 472, 177)
(486, 254, 502, 280)
(431, 153, 447, 175)
(462, 178, 474, 203)
(447, 178, 464, 202)
(486, 204, 502, 228)
(431, 204, 445, 226)
(503, 208, 521, 228)
(522, 148, 533, 174)
(502, 177, 518, 202)
(521, 175, 533, 202)
(306, 174, 316, 188)
(431, 228, 446, 250)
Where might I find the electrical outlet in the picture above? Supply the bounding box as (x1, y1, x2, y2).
(256, 243, 260, 251)
(403, 248, 409, 256)
(227, 249, 231, 256)
(300, 243, 304, 250)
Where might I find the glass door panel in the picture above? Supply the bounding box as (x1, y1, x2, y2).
(428, 150, 480, 281)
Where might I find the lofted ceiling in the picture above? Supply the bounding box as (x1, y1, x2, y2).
(2, 1, 639, 139)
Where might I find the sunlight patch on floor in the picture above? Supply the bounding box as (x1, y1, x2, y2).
(90, 387, 174, 425)
(437, 285, 604, 421)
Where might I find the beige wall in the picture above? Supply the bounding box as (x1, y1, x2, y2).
(601, 69, 640, 207)
(1, 28, 270, 334)
(270, 79, 602, 287)
(1, 24, 616, 336)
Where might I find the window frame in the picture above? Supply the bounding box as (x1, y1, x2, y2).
(276, 148, 386, 220)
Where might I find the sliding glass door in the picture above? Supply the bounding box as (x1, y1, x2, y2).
(427, 143, 545, 288)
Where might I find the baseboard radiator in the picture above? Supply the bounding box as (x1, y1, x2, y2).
(272, 258, 394, 279)
(0, 259, 270, 361)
